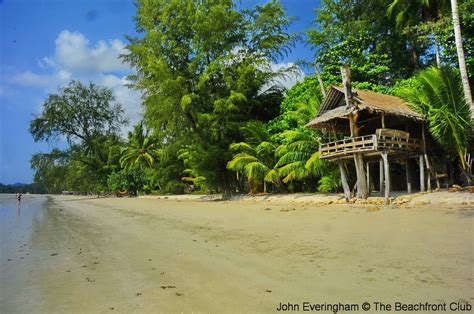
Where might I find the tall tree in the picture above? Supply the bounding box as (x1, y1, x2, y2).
(450, 0, 474, 121)
(308, 0, 428, 87)
(30, 80, 127, 193)
(120, 122, 160, 169)
(30, 80, 127, 149)
(122, 0, 295, 198)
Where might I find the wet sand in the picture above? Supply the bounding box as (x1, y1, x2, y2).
(1, 194, 473, 312)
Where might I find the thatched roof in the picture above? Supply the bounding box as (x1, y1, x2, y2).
(305, 86, 424, 129)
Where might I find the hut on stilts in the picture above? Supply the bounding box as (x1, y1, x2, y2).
(306, 66, 436, 204)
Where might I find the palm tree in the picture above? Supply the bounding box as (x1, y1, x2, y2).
(388, 0, 473, 118)
(398, 66, 471, 177)
(227, 141, 279, 193)
(450, 0, 473, 122)
(387, 0, 448, 66)
(274, 129, 334, 186)
(120, 122, 160, 169)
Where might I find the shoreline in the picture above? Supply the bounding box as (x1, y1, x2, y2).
(1, 193, 473, 312)
(139, 190, 474, 207)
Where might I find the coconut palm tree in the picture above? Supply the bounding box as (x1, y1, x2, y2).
(120, 122, 160, 169)
(227, 141, 279, 193)
(450, 0, 473, 122)
(399, 66, 471, 177)
(274, 129, 334, 185)
(388, 0, 473, 118)
(387, 0, 448, 66)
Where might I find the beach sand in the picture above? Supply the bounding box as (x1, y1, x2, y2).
(1, 193, 473, 312)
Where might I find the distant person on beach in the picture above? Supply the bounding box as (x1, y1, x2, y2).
(16, 193, 22, 204)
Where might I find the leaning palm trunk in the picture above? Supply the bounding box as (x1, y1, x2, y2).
(451, 0, 474, 123)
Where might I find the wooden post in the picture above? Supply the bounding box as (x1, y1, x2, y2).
(338, 161, 351, 201)
(379, 159, 384, 195)
(341, 65, 368, 199)
(366, 162, 371, 196)
(421, 123, 431, 192)
(315, 64, 326, 98)
(419, 155, 425, 192)
(341, 65, 353, 109)
(348, 114, 355, 137)
(354, 154, 368, 199)
(381, 113, 385, 128)
(406, 158, 412, 193)
(427, 166, 431, 192)
(381, 151, 390, 204)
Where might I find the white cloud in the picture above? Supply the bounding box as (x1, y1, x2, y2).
(54, 30, 129, 74)
(7, 30, 142, 134)
(10, 71, 62, 87)
(271, 62, 305, 89)
(98, 74, 142, 128)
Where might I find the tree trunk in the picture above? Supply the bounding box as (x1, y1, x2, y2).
(451, 0, 474, 122)
(341, 65, 367, 199)
(315, 64, 326, 98)
(354, 154, 368, 199)
(220, 171, 233, 200)
(338, 161, 351, 201)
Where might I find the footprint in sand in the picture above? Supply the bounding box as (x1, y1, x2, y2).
(136, 293, 142, 296)
(175, 293, 184, 296)
(160, 285, 176, 289)
(51, 253, 58, 256)
(265, 290, 272, 293)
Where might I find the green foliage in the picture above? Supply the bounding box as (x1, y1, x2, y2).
(307, 0, 443, 86)
(317, 173, 341, 193)
(120, 122, 160, 169)
(122, 0, 295, 197)
(29, 80, 127, 194)
(269, 76, 322, 135)
(30, 80, 127, 145)
(397, 66, 472, 169)
(107, 167, 147, 196)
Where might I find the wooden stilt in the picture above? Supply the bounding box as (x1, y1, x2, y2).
(366, 162, 371, 196)
(314, 64, 326, 98)
(381, 151, 390, 204)
(427, 168, 431, 192)
(421, 125, 432, 192)
(338, 161, 351, 201)
(354, 154, 368, 199)
(419, 155, 425, 192)
(405, 158, 412, 193)
(340, 65, 368, 199)
(379, 159, 384, 196)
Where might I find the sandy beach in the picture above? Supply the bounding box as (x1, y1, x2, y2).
(1, 192, 473, 313)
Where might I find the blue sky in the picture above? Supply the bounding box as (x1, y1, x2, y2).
(0, 0, 320, 184)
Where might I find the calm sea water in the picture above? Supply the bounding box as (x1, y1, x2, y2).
(0, 194, 51, 312)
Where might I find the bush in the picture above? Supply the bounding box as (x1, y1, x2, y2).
(317, 174, 341, 193)
(107, 167, 147, 196)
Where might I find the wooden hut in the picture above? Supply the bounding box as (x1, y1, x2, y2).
(306, 68, 431, 203)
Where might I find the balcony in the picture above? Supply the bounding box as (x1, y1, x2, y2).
(319, 132, 423, 160)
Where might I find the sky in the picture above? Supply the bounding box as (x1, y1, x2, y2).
(0, 0, 320, 185)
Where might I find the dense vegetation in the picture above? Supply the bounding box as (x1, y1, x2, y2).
(28, 0, 473, 196)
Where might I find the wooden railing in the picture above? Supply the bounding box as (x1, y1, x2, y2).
(319, 134, 423, 159)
